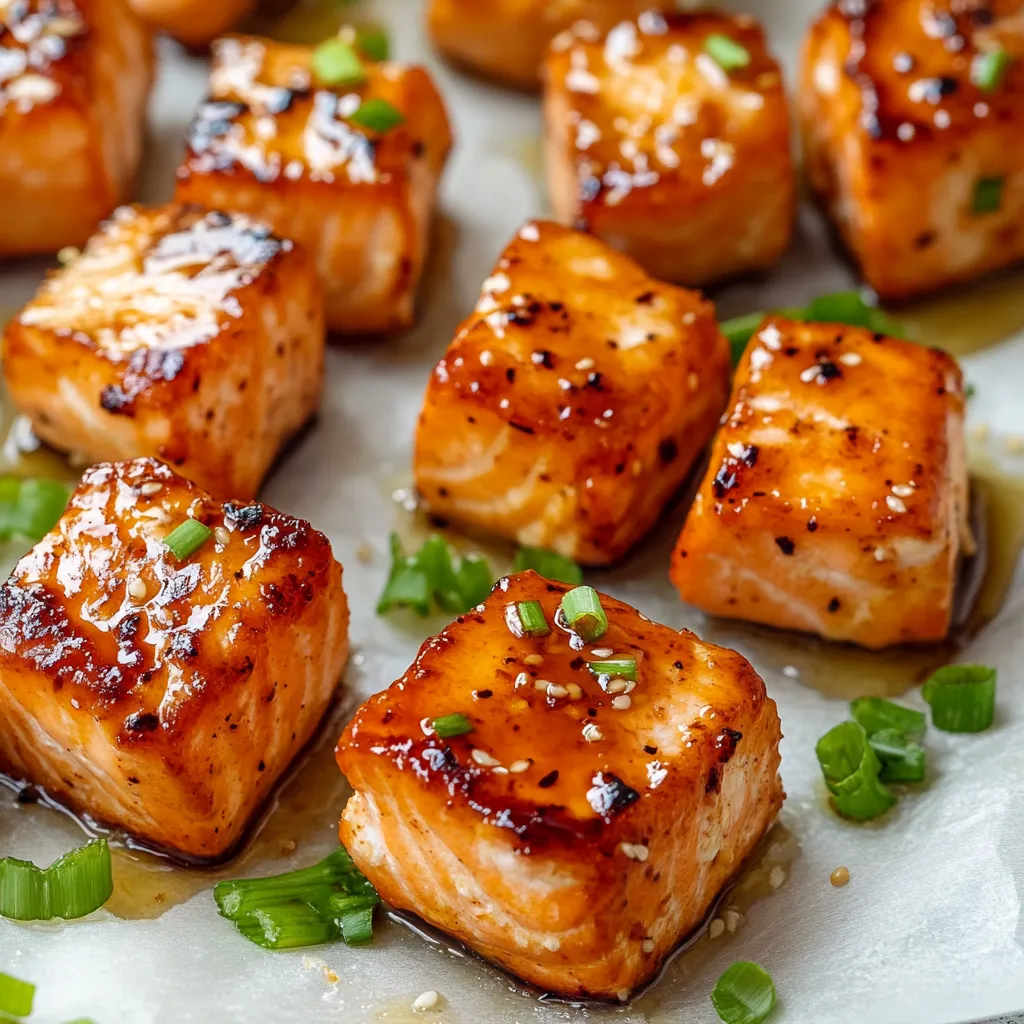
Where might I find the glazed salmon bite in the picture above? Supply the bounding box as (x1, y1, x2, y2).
(0, 458, 349, 861)
(336, 571, 783, 1000)
(544, 11, 795, 287)
(671, 317, 970, 650)
(413, 220, 732, 565)
(0, 0, 153, 258)
(801, 0, 1024, 301)
(2, 203, 324, 501)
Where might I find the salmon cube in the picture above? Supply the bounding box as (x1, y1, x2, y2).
(427, 0, 663, 90)
(801, 0, 1024, 301)
(544, 11, 795, 287)
(175, 34, 452, 334)
(2, 203, 324, 501)
(0, 458, 349, 861)
(0, 0, 154, 258)
(126, 0, 251, 48)
(337, 571, 783, 999)
(671, 317, 970, 649)
(413, 220, 732, 565)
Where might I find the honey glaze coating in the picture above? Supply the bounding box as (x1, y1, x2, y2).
(0, 457, 349, 860)
(338, 571, 783, 999)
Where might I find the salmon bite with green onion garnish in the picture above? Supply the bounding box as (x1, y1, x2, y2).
(336, 571, 783, 1001)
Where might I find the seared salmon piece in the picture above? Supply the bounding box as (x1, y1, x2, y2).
(126, 0, 251, 48)
(2, 203, 324, 500)
(0, 458, 349, 861)
(671, 317, 970, 649)
(0, 0, 153, 258)
(544, 11, 795, 287)
(427, 0, 665, 90)
(413, 220, 731, 565)
(337, 571, 783, 1000)
(175, 34, 452, 334)
(801, 0, 1024, 301)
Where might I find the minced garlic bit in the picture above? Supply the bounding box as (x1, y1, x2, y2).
(830, 865, 850, 887)
(412, 990, 440, 1011)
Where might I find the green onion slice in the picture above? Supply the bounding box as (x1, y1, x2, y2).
(312, 37, 366, 86)
(972, 49, 1012, 92)
(348, 97, 405, 133)
(163, 518, 212, 561)
(704, 33, 751, 71)
(432, 713, 473, 739)
(589, 657, 637, 681)
(868, 728, 926, 784)
(0, 477, 70, 542)
(513, 546, 584, 585)
(972, 176, 1003, 215)
(710, 961, 776, 1024)
(815, 721, 895, 821)
(235, 903, 336, 950)
(0, 972, 35, 1018)
(512, 599, 550, 638)
(355, 26, 389, 61)
(849, 697, 926, 740)
(377, 533, 492, 617)
(0, 838, 113, 921)
(330, 893, 377, 946)
(560, 585, 608, 642)
(923, 664, 997, 733)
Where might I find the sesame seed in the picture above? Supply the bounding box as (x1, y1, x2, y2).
(769, 865, 787, 889)
(139, 482, 162, 496)
(874, 546, 888, 562)
(891, 484, 914, 498)
(524, 653, 544, 666)
(412, 990, 439, 1011)
(830, 866, 851, 887)
(534, 678, 552, 691)
(591, 647, 614, 657)
(355, 542, 373, 564)
(886, 495, 907, 514)
(619, 842, 649, 861)
(612, 695, 632, 710)
(575, 357, 595, 370)
(617, 989, 629, 1003)
(709, 918, 725, 939)
(564, 682, 581, 700)
(57, 245, 80, 264)
(839, 351, 863, 366)
(606, 677, 628, 694)
(509, 758, 532, 773)
(782, 665, 799, 678)
(514, 672, 530, 688)
(479, 350, 493, 366)
(471, 749, 501, 767)
(582, 723, 603, 742)
(546, 683, 569, 699)
(642, 938, 655, 953)
(723, 908, 742, 932)
(214, 526, 231, 547)
(127, 578, 148, 602)
(492, 766, 510, 774)
(509, 698, 528, 712)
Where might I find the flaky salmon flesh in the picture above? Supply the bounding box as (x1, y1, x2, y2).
(672, 316, 969, 649)
(337, 571, 783, 1000)
(0, 458, 349, 861)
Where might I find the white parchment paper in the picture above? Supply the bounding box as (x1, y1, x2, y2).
(3, 2, 1024, 1021)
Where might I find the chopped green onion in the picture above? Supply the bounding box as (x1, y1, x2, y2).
(849, 697, 926, 741)
(514, 599, 550, 638)
(432, 713, 473, 739)
(560, 585, 608, 642)
(965, 382, 977, 401)
(162, 518, 212, 561)
(0, 973, 34, 1018)
(0, 477, 70, 542)
(0, 838, 112, 921)
(235, 903, 336, 950)
(923, 664, 997, 733)
(513, 546, 584, 585)
(377, 533, 492, 617)
(710, 961, 776, 1024)
(331, 893, 376, 945)
(312, 37, 366, 86)
(972, 176, 1003, 215)
(348, 97, 405, 133)
(355, 26, 389, 61)
(588, 657, 637, 681)
(815, 721, 895, 821)
(972, 49, 1012, 92)
(704, 33, 751, 72)
(868, 728, 926, 784)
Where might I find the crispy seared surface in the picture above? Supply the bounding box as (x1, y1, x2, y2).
(801, 0, 1024, 300)
(672, 317, 969, 648)
(414, 220, 731, 564)
(337, 571, 783, 999)
(3, 203, 324, 499)
(545, 11, 795, 286)
(126, 0, 252, 48)
(0, 0, 153, 257)
(0, 458, 349, 860)
(175, 34, 452, 333)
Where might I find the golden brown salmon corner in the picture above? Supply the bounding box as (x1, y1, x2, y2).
(2, 203, 324, 501)
(544, 11, 795, 287)
(175, 34, 452, 334)
(671, 317, 969, 649)
(801, 0, 1024, 301)
(0, 458, 349, 862)
(336, 571, 783, 1000)
(413, 220, 732, 565)
(0, 0, 153, 258)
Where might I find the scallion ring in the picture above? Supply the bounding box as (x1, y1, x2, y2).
(0, 972, 35, 1018)
(849, 696, 926, 740)
(922, 664, 997, 733)
(560, 586, 608, 642)
(972, 49, 1012, 92)
(588, 657, 637, 681)
(311, 38, 366, 86)
(163, 518, 212, 561)
(704, 33, 751, 72)
(348, 97, 405, 133)
(710, 961, 776, 1024)
(868, 728, 926, 784)
(513, 599, 550, 638)
(815, 721, 895, 821)
(0, 838, 112, 921)
(432, 713, 473, 739)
